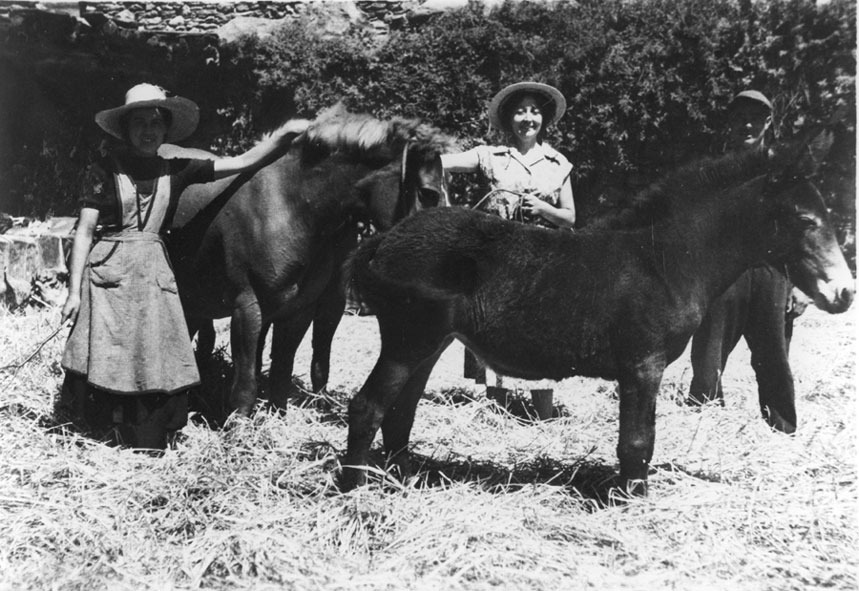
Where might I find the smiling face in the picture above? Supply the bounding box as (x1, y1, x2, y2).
(508, 95, 544, 147)
(126, 107, 169, 157)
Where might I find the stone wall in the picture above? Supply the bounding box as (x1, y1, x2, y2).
(0, 1, 417, 35)
(80, 1, 306, 32)
(0, 218, 74, 307)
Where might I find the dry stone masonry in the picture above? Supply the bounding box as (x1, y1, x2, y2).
(0, 1, 418, 35)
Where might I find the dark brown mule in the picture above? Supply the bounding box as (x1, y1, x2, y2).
(340, 130, 854, 494)
(166, 106, 456, 416)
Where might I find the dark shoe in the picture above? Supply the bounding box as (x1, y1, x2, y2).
(530, 389, 554, 420)
(487, 386, 514, 409)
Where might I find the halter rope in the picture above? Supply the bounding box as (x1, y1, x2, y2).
(471, 189, 532, 223)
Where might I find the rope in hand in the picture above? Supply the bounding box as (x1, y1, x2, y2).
(470, 189, 532, 223)
(0, 322, 67, 393)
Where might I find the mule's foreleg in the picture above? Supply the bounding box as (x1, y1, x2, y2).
(341, 355, 415, 491)
(310, 279, 347, 392)
(616, 357, 664, 495)
(229, 297, 264, 417)
(269, 309, 314, 409)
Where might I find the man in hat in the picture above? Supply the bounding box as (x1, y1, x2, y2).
(723, 90, 773, 152)
(687, 90, 805, 433)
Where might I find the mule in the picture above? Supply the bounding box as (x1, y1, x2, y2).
(166, 106, 456, 416)
(340, 129, 854, 494)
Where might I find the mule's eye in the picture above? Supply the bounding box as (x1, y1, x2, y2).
(418, 188, 440, 207)
(797, 215, 819, 229)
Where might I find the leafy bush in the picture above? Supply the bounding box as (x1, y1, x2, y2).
(219, 0, 854, 236)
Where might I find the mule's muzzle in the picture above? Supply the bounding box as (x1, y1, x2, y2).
(812, 278, 855, 314)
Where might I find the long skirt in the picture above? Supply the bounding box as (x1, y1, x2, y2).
(59, 234, 199, 448)
(57, 372, 189, 450)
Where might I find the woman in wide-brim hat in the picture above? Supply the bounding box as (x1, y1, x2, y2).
(95, 83, 201, 143)
(440, 81, 576, 420)
(58, 83, 309, 451)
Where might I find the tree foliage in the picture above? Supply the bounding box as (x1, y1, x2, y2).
(221, 0, 854, 233)
(5, 0, 855, 256)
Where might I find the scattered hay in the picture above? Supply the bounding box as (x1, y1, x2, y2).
(0, 306, 855, 590)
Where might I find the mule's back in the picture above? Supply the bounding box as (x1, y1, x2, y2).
(158, 143, 232, 229)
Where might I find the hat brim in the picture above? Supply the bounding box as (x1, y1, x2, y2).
(488, 82, 567, 133)
(730, 91, 773, 112)
(95, 96, 200, 142)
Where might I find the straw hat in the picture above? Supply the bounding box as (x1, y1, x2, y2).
(729, 90, 773, 112)
(488, 82, 566, 133)
(95, 83, 200, 142)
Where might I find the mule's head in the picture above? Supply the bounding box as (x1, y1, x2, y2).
(765, 131, 854, 313)
(297, 108, 454, 232)
(411, 152, 450, 211)
(355, 143, 451, 231)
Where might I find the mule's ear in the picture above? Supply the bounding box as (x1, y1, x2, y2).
(796, 128, 835, 176)
(773, 125, 835, 177)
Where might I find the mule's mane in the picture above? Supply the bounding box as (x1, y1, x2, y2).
(297, 104, 458, 162)
(588, 148, 773, 230)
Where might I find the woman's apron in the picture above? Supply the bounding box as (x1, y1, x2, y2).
(62, 161, 200, 395)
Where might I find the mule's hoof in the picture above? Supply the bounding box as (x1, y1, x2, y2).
(609, 478, 648, 503)
(684, 393, 724, 409)
(338, 466, 367, 492)
(685, 394, 709, 407)
(763, 407, 796, 435)
(387, 453, 413, 482)
(222, 409, 254, 431)
(268, 395, 290, 412)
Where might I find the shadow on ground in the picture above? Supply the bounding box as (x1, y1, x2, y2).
(351, 447, 628, 508)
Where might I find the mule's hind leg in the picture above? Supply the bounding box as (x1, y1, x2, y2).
(381, 339, 453, 478)
(342, 309, 449, 490)
(341, 354, 418, 490)
(268, 309, 314, 409)
(310, 276, 347, 392)
(229, 295, 264, 417)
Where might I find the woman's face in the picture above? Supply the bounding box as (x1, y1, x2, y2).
(127, 107, 169, 156)
(509, 95, 543, 145)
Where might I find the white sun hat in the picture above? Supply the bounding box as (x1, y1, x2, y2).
(487, 81, 567, 133)
(95, 83, 200, 142)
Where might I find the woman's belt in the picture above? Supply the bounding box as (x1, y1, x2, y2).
(97, 231, 163, 243)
